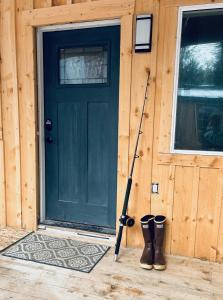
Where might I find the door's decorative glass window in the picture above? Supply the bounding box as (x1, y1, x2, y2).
(173, 9, 223, 152)
(60, 46, 108, 84)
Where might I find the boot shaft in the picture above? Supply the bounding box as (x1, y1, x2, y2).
(140, 215, 154, 244)
(140, 215, 154, 269)
(153, 215, 166, 269)
(154, 215, 166, 247)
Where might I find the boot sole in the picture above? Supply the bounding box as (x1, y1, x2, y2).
(153, 264, 166, 271)
(139, 263, 153, 270)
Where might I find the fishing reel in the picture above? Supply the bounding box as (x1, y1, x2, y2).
(119, 215, 135, 227)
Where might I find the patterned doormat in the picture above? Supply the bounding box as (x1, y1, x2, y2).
(1, 233, 110, 273)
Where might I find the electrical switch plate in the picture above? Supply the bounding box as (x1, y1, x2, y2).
(151, 183, 159, 194)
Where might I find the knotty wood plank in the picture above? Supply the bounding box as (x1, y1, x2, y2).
(17, 12, 37, 230)
(0, 242, 220, 299)
(151, 165, 175, 254)
(210, 169, 223, 261)
(34, 0, 53, 8)
(161, 0, 223, 7)
(16, 0, 36, 230)
(127, 0, 160, 248)
(157, 6, 178, 154)
(188, 166, 200, 257)
(116, 13, 134, 247)
(217, 186, 223, 262)
(0, 141, 6, 228)
(0, 0, 21, 228)
(0, 227, 29, 251)
(151, 0, 223, 262)
(0, 80, 3, 141)
(158, 153, 223, 169)
(0, 75, 6, 228)
(23, 0, 135, 27)
(171, 166, 198, 257)
(0, 289, 40, 300)
(195, 168, 219, 260)
(52, 0, 70, 5)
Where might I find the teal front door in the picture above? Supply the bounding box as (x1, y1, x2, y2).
(43, 25, 120, 233)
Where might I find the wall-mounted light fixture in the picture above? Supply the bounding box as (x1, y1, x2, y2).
(135, 14, 153, 53)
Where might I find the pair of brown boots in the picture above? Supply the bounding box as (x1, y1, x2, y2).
(140, 215, 166, 271)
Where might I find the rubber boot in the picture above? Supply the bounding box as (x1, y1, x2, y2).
(153, 215, 166, 271)
(140, 215, 154, 270)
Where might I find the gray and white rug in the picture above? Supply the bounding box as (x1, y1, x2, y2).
(1, 233, 110, 273)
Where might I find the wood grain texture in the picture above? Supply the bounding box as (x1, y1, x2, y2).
(52, 0, 70, 5)
(157, 6, 178, 154)
(151, 165, 175, 254)
(16, 0, 36, 230)
(1, 0, 223, 263)
(0, 0, 21, 228)
(23, 0, 135, 26)
(195, 168, 219, 260)
(151, 0, 223, 262)
(127, 0, 159, 248)
(34, 0, 52, 8)
(210, 169, 223, 261)
(0, 141, 6, 228)
(161, 0, 223, 7)
(171, 166, 197, 257)
(217, 188, 223, 261)
(116, 13, 134, 246)
(0, 71, 6, 228)
(158, 153, 223, 168)
(0, 228, 222, 299)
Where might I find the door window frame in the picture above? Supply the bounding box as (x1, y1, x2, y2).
(37, 20, 120, 223)
(171, 3, 223, 156)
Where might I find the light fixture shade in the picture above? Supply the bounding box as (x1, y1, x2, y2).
(135, 14, 153, 53)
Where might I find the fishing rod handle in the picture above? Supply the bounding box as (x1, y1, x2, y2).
(114, 224, 124, 261)
(122, 177, 132, 214)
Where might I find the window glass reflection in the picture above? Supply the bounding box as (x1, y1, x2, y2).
(60, 46, 108, 85)
(174, 10, 223, 152)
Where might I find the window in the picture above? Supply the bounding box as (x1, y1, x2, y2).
(172, 8, 223, 153)
(59, 46, 108, 85)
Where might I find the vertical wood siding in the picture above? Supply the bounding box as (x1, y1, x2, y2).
(0, 0, 223, 262)
(151, 0, 223, 262)
(0, 0, 21, 227)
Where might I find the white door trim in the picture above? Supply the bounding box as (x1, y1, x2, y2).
(36, 19, 120, 223)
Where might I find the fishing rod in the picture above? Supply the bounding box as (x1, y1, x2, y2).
(114, 68, 151, 262)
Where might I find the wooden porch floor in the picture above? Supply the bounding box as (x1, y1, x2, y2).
(0, 228, 222, 300)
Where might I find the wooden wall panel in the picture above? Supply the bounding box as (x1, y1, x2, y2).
(151, 0, 223, 262)
(151, 165, 175, 254)
(0, 69, 6, 228)
(195, 168, 219, 260)
(16, 0, 35, 230)
(17, 16, 37, 230)
(34, 0, 52, 8)
(0, 0, 21, 228)
(127, 0, 159, 248)
(171, 166, 198, 257)
(157, 6, 178, 154)
(0, 0, 223, 263)
(52, 0, 71, 5)
(0, 141, 6, 228)
(116, 13, 134, 247)
(217, 197, 223, 262)
(212, 169, 223, 261)
(24, 0, 135, 27)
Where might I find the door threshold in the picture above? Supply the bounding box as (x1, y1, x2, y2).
(40, 219, 116, 235)
(37, 224, 116, 246)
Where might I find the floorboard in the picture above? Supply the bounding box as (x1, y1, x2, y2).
(0, 228, 222, 299)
